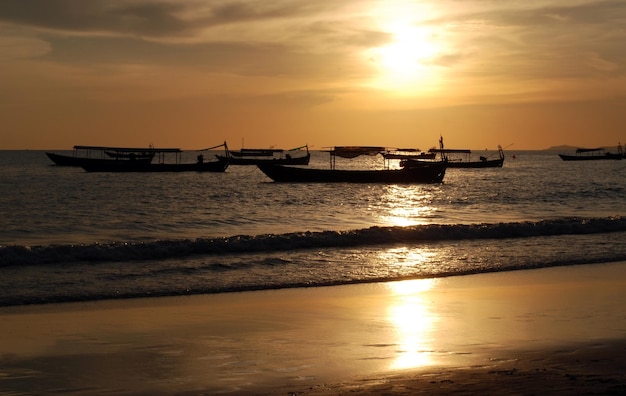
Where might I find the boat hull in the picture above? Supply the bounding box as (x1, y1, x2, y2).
(46, 152, 153, 167)
(446, 158, 504, 168)
(80, 157, 229, 172)
(257, 162, 446, 183)
(46, 152, 81, 166)
(558, 154, 621, 161)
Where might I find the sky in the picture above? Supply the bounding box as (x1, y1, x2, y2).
(1, 0, 625, 150)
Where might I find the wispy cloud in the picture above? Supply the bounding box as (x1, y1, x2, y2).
(0, 0, 333, 38)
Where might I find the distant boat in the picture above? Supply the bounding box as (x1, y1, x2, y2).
(79, 143, 230, 172)
(217, 145, 310, 165)
(257, 146, 446, 183)
(558, 145, 622, 161)
(428, 137, 505, 168)
(46, 145, 168, 166)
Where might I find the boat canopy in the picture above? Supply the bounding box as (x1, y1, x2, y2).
(393, 148, 421, 152)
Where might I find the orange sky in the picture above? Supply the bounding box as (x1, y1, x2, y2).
(1, 0, 625, 150)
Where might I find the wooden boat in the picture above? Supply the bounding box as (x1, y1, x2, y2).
(558, 145, 622, 161)
(257, 146, 446, 183)
(80, 143, 230, 172)
(46, 145, 166, 166)
(218, 145, 310, 165)
(428, 137, 505, 168)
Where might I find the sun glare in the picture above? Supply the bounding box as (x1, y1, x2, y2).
(365, 5, 443, 93)
(378, 25, 437, 77)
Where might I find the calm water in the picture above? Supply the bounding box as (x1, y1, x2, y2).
(0, 149, 625, 306)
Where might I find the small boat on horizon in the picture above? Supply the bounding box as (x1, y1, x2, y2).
(558, 144, 623, 161)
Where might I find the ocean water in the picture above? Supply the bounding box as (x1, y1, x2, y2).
(0, 149, 625, 306)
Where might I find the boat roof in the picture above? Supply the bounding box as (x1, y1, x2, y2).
(74, 145, 182, 153)
(387, 148, 422, 152)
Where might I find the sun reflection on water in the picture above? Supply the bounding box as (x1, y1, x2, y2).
(376, 247, 435, 271)
(386, 278, 437, 370)
(378, 185, 438, 227)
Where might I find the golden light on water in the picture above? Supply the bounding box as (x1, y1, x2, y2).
(378, 185, 437, 227)
(386, 278, 437, 370)
(376, 247, 435, 270)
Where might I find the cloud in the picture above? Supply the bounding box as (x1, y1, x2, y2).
(0, 0, 332, 38)
(0, 0, 194, 37)
(0, 35, 50, 60)
(434, 0, 626, 82)
(0, 0, 374, 80)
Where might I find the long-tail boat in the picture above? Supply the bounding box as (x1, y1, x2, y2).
(79, 143, 230, 172)
(257, 146, 446, 183)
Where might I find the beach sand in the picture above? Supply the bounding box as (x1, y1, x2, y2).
(1, 262, 626, 395)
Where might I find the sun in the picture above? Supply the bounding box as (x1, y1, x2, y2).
(378, 24, 437, 76)
(365, 13, 443, 93)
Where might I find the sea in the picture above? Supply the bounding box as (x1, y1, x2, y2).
(0, 149, 625, 307)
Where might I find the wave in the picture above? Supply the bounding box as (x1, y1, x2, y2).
(1, 216, 624, 267)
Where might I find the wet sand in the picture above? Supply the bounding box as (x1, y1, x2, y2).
(1, 262, 625, 395)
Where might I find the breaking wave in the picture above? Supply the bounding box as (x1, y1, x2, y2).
(2, 216, 624, 267)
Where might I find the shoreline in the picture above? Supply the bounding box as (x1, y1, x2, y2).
(295, 340, 626, 395)
(1, 261, 626, 394)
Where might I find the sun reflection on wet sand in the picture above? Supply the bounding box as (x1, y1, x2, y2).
(386, 279, 437, 370)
